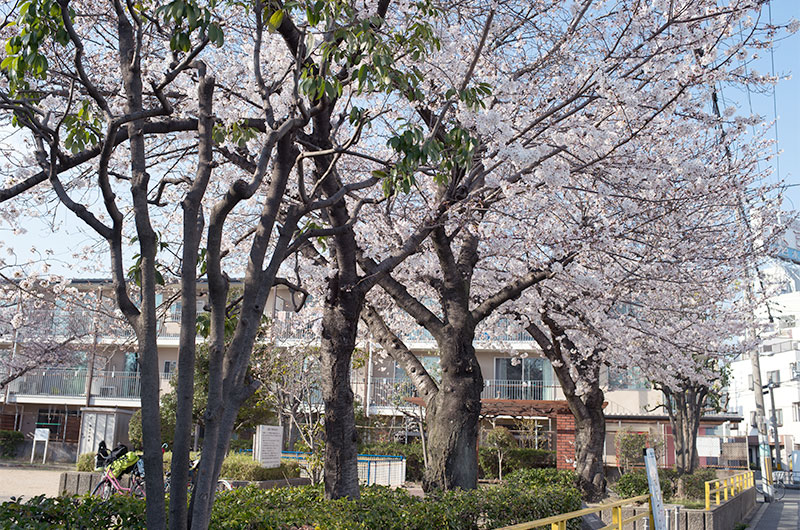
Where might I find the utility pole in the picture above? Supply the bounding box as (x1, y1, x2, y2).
(766, 381, 782, 470)
(750, 348, 773, 502)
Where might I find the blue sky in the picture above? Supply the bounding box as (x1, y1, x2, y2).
(745, 0, 800, 210)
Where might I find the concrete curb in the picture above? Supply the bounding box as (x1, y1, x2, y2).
(746, 501, 769, 529)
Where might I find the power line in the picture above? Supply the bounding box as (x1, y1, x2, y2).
(768, 2, 781, 181)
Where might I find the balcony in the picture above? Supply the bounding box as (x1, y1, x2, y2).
(359, 378, 559, 410)
(2, 369, 172, 403)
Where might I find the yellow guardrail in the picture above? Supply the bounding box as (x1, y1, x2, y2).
(704, 470, 754, 511)
(499, 494, 652, 530)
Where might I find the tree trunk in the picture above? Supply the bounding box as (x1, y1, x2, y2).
(319, 278, 362, 499)
(571, 387, 607, 502)
(423, 337, 482, 491)
(527, 320, 606, 501)
(664, 387, 704, 475)
(170, 68, 214, 530)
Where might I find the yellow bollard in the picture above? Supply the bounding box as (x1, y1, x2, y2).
(716, 480, 720, 506)
(705, 481, 711, 510)
(551, 522, 566, 530)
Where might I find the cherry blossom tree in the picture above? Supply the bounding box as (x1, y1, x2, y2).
(356, 0, 787, 499)
(0, 0, 454, 525)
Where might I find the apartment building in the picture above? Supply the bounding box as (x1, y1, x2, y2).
(1, 279, 741, 467)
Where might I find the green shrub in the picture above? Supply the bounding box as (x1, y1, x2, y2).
(210, 483, 581, 530)
(76, 453, 96, 472)
(229, 437, 253, 452)
(0, 494, 146, 529)
(359, 442, 425, 482)
(0, 430, 23, 458)
(481, 485, 582, 530)
(681, 468, 717, 500)
(505, 468, 577, 490)
(0, 482, 581, 530)
(615, 470, 650, 497)
(613, 469, 678, 500)
(479, 447, 555, 479)
(220, 453, 300, 481)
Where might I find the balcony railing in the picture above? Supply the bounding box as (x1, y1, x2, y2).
(4, 369, 172, 400)
(481, 379, 558, 401)
(361, 378, 558, 408)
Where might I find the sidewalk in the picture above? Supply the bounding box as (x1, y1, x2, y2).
(0, 468, 64, 502)
(751, 488, 800, 529)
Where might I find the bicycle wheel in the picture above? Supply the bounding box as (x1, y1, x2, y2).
(773, 481, 786, 501)
(91, 478, 113, 500)
(215, 479, 232, 493)
(131, 476, 146, 499)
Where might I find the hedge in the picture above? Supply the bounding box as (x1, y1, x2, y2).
(0, 483, 581, 530)
(77, 451, 300, 481)
(478, 447, 555, 479)
(504, 468, 577, 490)
(613, 468, 716, 500)
(0, 494, 146, 529)
(359, 442, 425, 482)
(0, 430, 23, 458)
(209, 483, 583, 530)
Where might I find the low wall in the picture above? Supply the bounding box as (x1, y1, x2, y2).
(593, 487, 757, 530)
(59, 472, 310, 495)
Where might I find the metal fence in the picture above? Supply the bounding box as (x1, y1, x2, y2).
(608, 431, 749, 470)
(282, 451, 406, 487)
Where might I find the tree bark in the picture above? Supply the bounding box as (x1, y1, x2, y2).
(169, 68, 215, 530)
(319, 277, 361, 499)
(527, 319, 607, 501)
(663, 386, 704, 475)
(113, 2, 166, 524)
(423, 336, 483, 490)
(571, 386, 607, 501)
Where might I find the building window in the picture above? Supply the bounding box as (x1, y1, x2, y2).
(767, 371, 780, 385)
(163, 361, 177, 376)
(751, 411, 757, 427)
(793, 403, 800, 423)
(791, 363, 799, 380)
(607, 367, 650, 390)
(748, 375, 754, 391)
(775, 409, 784, 427)
(170, 302, 182, 321)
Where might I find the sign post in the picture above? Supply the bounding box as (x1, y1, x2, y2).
(253, 425, 283, 469)
(31, 428, 49, 464)
(643, 447, 666, 530)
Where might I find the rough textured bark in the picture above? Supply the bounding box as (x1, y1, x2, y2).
(527, 319, 606, 501)
(423, 335, 483, 490)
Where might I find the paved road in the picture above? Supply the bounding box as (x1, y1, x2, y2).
(0, 468, 63, 502)
(753, 488, 800, 530)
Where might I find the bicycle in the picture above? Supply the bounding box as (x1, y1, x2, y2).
(164, 452, 232, 495)
(91, 442, 146, 500)
(755, 471, 786, 501)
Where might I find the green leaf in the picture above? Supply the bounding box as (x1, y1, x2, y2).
(268, 9, 284, 32)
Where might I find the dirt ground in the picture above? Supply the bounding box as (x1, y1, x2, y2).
(0, 467, 65, 502)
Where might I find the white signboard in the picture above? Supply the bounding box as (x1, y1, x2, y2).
(34, 428, 49, 441)
(253, 425, 283, 469)
(31, 429, 50, 464)
(644, 448, 667, 530)
(697, 436, 722, 458)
